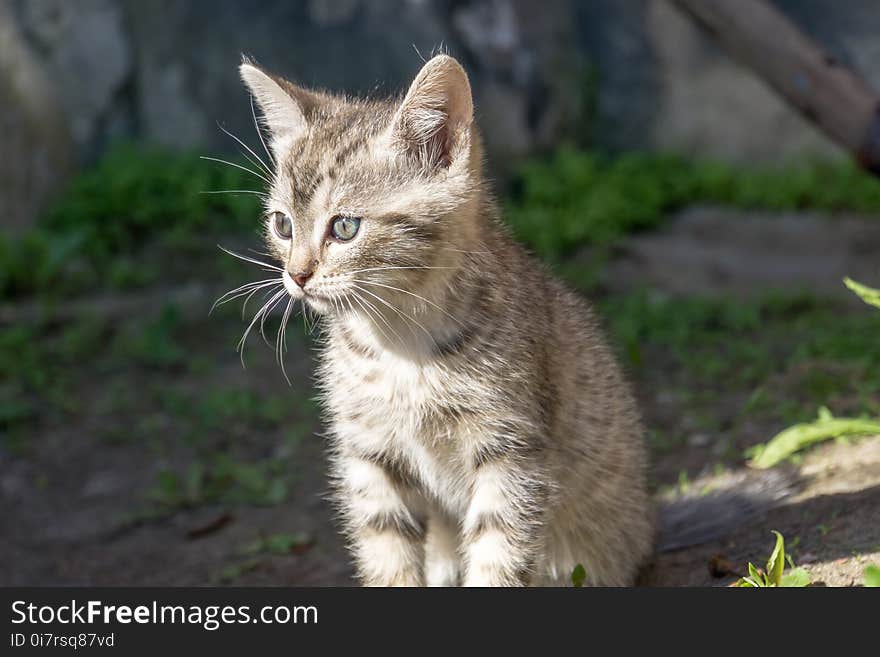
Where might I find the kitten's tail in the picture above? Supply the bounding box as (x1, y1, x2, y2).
(655, 467, 798, 552)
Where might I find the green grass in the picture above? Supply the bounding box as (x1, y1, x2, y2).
(507, 148, 880, 259)
(743, 277, 880, 468)
(602, 291, 880, 385)
(0, 142, 261, 298)
(148, 454, 294, 509)
(114, 304, 188, 369)
(42, 143, 261, 254)
(241, 532, 312, 556)
(600, 290, 880, 438)
(0, 317, 112, 451)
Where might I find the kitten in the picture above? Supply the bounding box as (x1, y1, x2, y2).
(238, 54, 653, 586)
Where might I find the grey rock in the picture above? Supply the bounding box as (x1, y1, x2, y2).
(0, 0, 72, 234)
(13, 0, 131, 158)
(646, 0, 839, 162)
(5, 0, 880, 179)
(605, 206, 880, 300)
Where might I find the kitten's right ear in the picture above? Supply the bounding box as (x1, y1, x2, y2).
(239, 60, 318, 148)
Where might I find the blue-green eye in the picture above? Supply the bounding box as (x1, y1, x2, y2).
(331, 216, 361, 241)
(272, 211, 292, 240)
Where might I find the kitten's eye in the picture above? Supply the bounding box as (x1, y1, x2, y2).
(271, 212, 293, 240)
(330, 216, 361, 241)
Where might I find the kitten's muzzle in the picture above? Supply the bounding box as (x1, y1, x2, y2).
(292, 269, 313, 288)
(286, 258, 318, 289)
(281, 270, 306, 297)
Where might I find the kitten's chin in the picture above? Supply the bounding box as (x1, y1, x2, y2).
(302, 294, 331, 315)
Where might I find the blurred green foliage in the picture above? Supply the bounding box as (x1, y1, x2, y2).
(43, 143, 259, 244)
(602, 290, 880, 440)
(1, 143, 261, 298)
(149, 454, 293, 508)
(603, 291, 880, 388)
(507, 148, 880, 259)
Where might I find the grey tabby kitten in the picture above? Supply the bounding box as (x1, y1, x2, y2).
(237, 54, 652, 586)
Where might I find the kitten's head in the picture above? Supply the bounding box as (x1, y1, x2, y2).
(240, 55, 483, 320)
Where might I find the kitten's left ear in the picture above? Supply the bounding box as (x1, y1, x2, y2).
(389, 55, 474, 169)
(239, 59, 322, 152)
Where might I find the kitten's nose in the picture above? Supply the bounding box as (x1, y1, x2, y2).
(292, 270, 313, 288)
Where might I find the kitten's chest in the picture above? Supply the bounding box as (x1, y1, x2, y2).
(321, 348, 476, 508)
(326, 349, 464, 438)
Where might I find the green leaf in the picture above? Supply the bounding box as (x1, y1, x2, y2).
(264, 532, 310, 555)
(844, 277, 880, 310)
(780, 568, 811, 587)
(216, 558, 261, 584)
(747, 562, 766, 586)
(270, 479, 289, 505)
(571, 563, 587, 587)
(185, 462, 204, 502)
(242, 532, 311, 556)
(865, 565, 880, 587)
(749, 408, 880, 469)
(736, 576, 760, 587)
(766, 531, 786, 587)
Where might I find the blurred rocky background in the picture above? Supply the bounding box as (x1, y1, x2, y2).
(4, 0, 880, 232)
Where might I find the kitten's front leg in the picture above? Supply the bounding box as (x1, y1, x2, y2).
(424, 509, 461, 586)
(336, 450, 425, 586)
(461, 450, 547, 587)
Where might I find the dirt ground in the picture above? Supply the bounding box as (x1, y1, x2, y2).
(2, 208, 878, 587)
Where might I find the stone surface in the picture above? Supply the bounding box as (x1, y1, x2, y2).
(604, 206, 880, 300)
(13, 0, 132, 159)
(5, 0, 880, 230)
(647, 0, 840, 162)
(120, 0, 578, 173)
(0, 0, 72, 234)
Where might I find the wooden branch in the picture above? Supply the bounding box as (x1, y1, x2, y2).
(669, 0, 880, 174)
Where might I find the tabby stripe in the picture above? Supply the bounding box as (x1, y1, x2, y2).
(344, 449, 420, 490)
(363, 511, 426, 541)
(463, 511, 510, 540)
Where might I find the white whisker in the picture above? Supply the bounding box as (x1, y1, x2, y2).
(250, 94, 275, 167)
(211, 278, 280, 313)
(242, 284, 282, 319)
(350, 279, 462, 326)
(237, 289, 287, 367)
(216, 121, 273, 177)
(217, 245, 283, 271)
(200, 155, 271, 186)
(247, 248, 276, 258)
(344, 265, 454, 276)
(351, 284, 437, 351)
(306, 304, 319, 335)
(350, 291, 400, 348)
(200, 189, 268, 198)
(440, 246, 491, 255)
(276, 297, 294, 385)
(260, 289, 288, 346)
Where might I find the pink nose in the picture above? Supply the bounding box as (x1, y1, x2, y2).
(292, 270, 313, 288)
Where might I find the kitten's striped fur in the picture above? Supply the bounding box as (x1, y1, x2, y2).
(240, 55, 653, 586)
